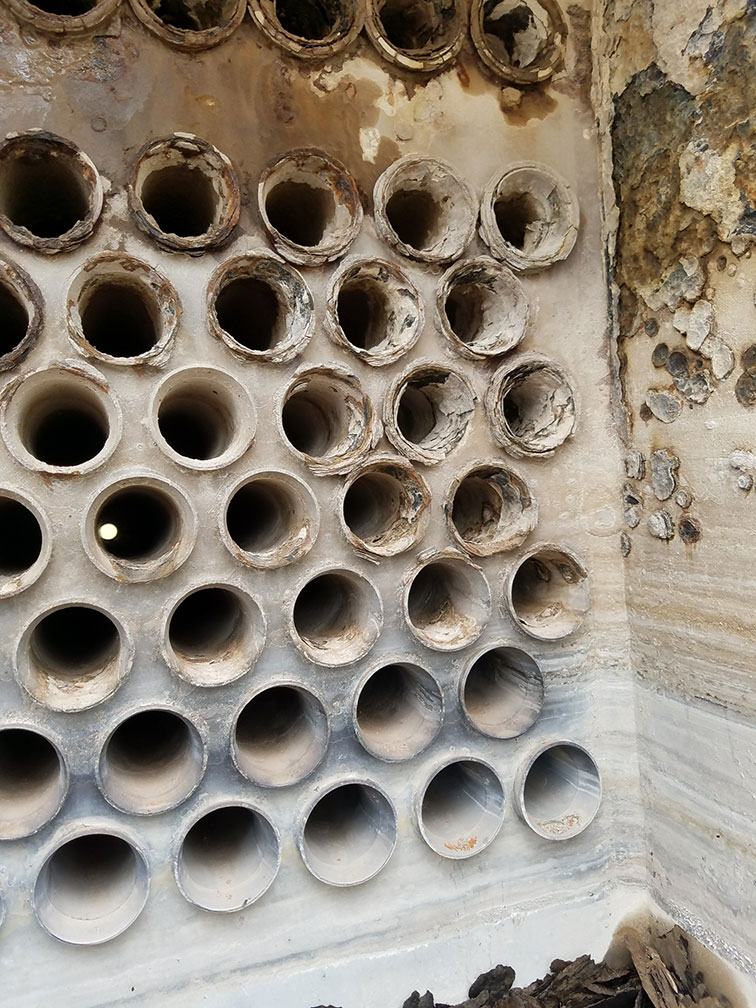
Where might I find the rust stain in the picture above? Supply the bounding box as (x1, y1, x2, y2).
(444, 836, 477, 852)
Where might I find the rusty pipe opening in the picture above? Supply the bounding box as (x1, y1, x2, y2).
(449, 463, 538, 556)
(487, 354, 577, 458)
(342, 460, 430, 557)
(419, 759, 505, 859)
(176, 805, 279, 912)
(354, 663, 442, 761)
(80, 283, 158, 359)
(34, 833, 149, 944)
(234, 685, 328, 788)
(0, 728, 66, 840)
(386, 364, 475, 465)
(516, 742, 601, 840)
(508, 544, 589, 640)
(99, 709, 204, 816)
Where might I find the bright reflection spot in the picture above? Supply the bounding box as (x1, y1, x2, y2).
(98, 523, 118, 542)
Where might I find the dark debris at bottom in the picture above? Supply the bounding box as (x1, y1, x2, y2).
(311, 925, 734, 1008)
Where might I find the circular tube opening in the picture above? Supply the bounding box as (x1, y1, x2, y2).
(0, 728, 67, 839)
(130, 135, 240, 252)
(366, 0, 464, 71)
(0, 492, 50, 597)
(437, 257, 530, 359)
(0, 132, 101, 253)
(67, 253, 179, 365)
(0, 259, 42, 370)
(471, 0, 568, 85)
(405, 554, 491, 651)
(233, 685, 328, 787)
(385, 364, 475, 465)
(150, 366, 255, 471)
(250, 0, 363, 58)
(224, 472, 319, 569)
(374, 156, 475, 263)
(449, 463, 538, 556)
(258, 150, 362, 266)
(480, 163, 578, 272)
(1, 365, 121, 475)
(462, 645, 543, 739)
(85, 476, 196, 583)
(300, 782, 396, 886)
(419, 759, 505, 858)
(291, 569, 382, 666)
(517, 742, 601, 839)
(4, 0, 119, 33)
(208, 254, 314, 363)
(486, 353, 577, 458)
(341, 457, 430, 557)
(327, 258, 423, 366)
(176, 805, 279, 912)
(18, 604, 129, 712)
(99, 709, 205, 815)
(166, 584, 266, 687)
(507, 544, 589, 640)
(129, 0, 245, 49)
(281, 367, 378, 475)
(354, 662, 442, 761)
(34, 832, 149, 945)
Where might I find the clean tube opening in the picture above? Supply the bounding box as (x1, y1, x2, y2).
(355, 663, 442, 761)
(462, 645, 543, 739)
(0, 728, 66, 839)
(419, 759, 505, 858)
(405, 555, 491, 650)
(291, 569, 382, 666)
(517, 742, 601, 839)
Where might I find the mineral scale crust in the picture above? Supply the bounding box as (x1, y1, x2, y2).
(0, 0, 754, 1006)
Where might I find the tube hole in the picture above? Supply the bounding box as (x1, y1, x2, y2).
(329, 259, 423, 365)
(342, 460, 429, 556)
(131, 136, 239, 252)
(32, 606, 119, 679)
(0, 728, 66, 840)
(292, 570, 381, 666)
(259, 150, 362, 265)
(167, 585, 265, 687)
(234, 685, 328, 787)
(0, 498, 42, 575)
(225, 474, 318, 567)
(406, 556, 490, 650)
(374, 156, 475, 263)
(29, 0, 96, 11)
(301, 783, 396, 886)
(419, 759, 504, 858)
(519, 743, 601, 839)
(20, 605, 127, 711)
(177, 806, 279, 912)
(100, 710, 204, 815)
(508, 545, 589, 640)
(355, 663, 442, 761)
(463, 646, 543, 739)
(450, 464, 537, 555)
(438, 257, 529, 359)
(387, 365, 475, 464)
(80, 283, 158, 359)
(152, 367, 255, 470)
(472, 0, 566, 84)
(35, 833, 148, 944)
(367, 0, 462, 69)
(95, 488, 178, 563)
(480, 164, 577, 271)
(274, 0, 338, 38)
(488, 354, 576, 457)
(0, 283, 29, 358)
(147, 0, 238, 29)
(281, 368, 375, 473)
(0, 152, 88, 239)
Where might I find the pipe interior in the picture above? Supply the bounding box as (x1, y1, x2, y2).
(522, 744, 601, 829)
(274, 0, 340, 39)
(356, 663, 441, 759)
(235, 685, 327, 786)
(378, 0, 455, 50)
(80, 281, 158, 358)
(463, 646, 543, 738)
(31, 606, 119, 680)
(140, 164, 217, 238)
(0, 281, 29, 357)
(22, 388, 109, 467)
(169, 587, 244, 662)
(215, 276, 282, 352)
(265, 179, 334, 247)
(0, 497, 42, 575)
(158, 390, 233, 461)
(421, 759, 504, 856)
(95, 488, 178, 563)
(0, 150, 90, 238)
(0, 728, 64, 838)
